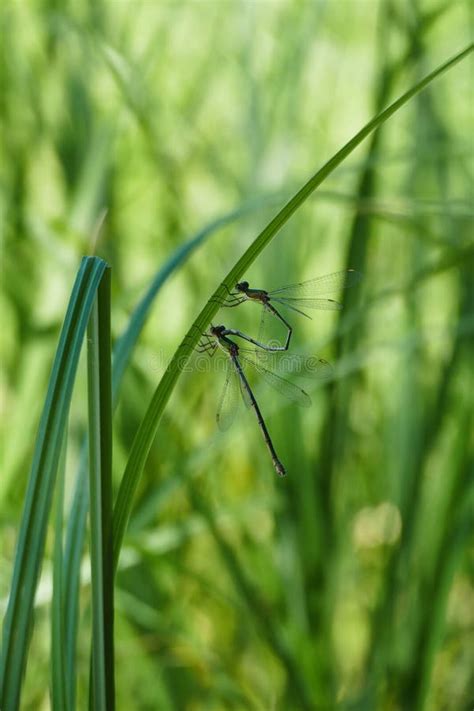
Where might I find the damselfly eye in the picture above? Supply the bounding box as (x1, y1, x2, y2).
(236, 281, 249, 291)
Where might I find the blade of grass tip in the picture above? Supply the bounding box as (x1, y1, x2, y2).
(51, 433, 69, 711)
(61, 195, 281, 692)
(112, 44, 473, 574)
(0, 256, 107, 711)
(87, 268, 114, 711)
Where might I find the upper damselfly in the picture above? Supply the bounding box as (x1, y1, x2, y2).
(220, 269, 362, 351)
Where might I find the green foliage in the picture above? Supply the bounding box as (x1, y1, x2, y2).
(1, 1, 473, 709)
(1, 258, 108, 709)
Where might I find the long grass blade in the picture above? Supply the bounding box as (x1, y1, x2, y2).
(62, 444, 88, 710)
(0, 256, 107, 711)
(86, 268, 114, 710)
(112, 45, 473, 572)
(51, 434, 69, 711)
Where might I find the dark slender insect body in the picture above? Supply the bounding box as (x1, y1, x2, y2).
(206, 325, 286, 476)
(196, 324, 332, 477)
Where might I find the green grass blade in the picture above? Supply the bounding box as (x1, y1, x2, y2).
(0, 256, 107, 711)
(112, 44, 473, 572)
(62, 444, 87, 710)
(86, 268, 114, 710)
(51, 435, 69, 711)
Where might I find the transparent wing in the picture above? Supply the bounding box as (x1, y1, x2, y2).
(241, 354, 311, 407)
(272, 296, 343, 311)
(216, 360, 240, 431)
(275, 353, 334, 379)
(238, 349, 333, 380)
(268, 269, 362, 297)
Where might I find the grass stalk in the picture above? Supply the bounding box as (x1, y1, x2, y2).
(51, 435, 69, 711)
(86, 268, 114, 710)
(0, 257, 107, 710)
(112, 44, 473, 576)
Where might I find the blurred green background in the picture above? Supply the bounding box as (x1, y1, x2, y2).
(1, 1, 473, 709)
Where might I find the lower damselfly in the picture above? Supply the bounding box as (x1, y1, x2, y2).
(220, 269, 362, 351)
(197, 324, 332, 477)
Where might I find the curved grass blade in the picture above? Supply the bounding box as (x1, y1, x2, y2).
(51, 434, 69, 711)
(0, 256, 107, 711)
(112, 45, 473, 574)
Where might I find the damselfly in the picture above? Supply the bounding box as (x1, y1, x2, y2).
(221, 269, 362, 351)
(197, 324, 332, 476)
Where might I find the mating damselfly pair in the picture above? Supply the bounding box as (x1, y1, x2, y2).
(198, 269, 361, 476)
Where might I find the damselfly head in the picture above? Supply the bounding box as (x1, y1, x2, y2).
(210, 324, 225, 337)
(236, 281, 249, 292)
